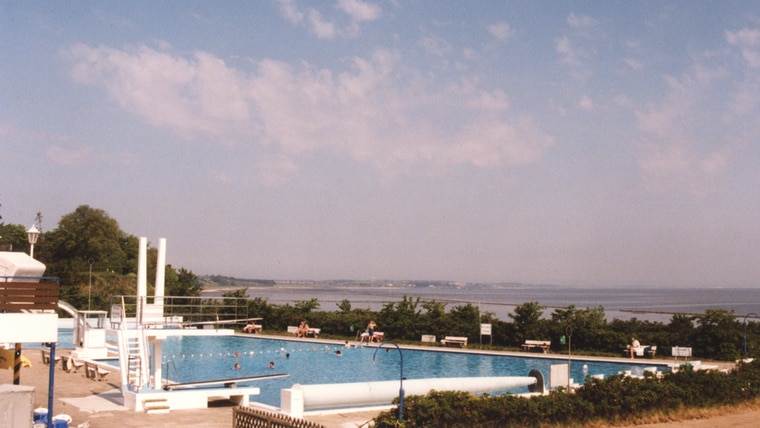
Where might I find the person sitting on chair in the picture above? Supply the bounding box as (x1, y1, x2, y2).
(629, 337, 641, 359)
(296, 321, 309, 337)
(243, 323, 261, 333)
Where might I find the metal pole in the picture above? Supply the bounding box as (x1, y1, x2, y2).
(47, 343, 56, 428)
(565, 326, 573, 390)
(88, 258, 94, 311)
(744, 313, 758, 361)
(13, 342, 21, 385)
(373, 341, 404, 422)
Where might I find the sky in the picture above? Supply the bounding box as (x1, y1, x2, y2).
(2, 1, 760, 288)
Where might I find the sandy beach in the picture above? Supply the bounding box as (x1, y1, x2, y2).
(3, 347, 759, 428)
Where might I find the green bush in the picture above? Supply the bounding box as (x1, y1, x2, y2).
(374, 360, 760, 427)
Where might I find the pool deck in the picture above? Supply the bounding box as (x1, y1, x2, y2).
(5, 334, 733, 427)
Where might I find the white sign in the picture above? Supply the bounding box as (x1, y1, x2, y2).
(480, 323, 492, 335)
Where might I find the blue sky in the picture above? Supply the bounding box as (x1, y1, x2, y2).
(2, 1, 760, 287)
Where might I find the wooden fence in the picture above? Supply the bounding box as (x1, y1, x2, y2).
(233, 407, 325, 428)
(0, 281, 59, 310)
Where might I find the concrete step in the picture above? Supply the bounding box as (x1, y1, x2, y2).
(143, 398, 170, 415)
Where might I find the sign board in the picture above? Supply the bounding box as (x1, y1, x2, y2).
(480, 323, 492, 335)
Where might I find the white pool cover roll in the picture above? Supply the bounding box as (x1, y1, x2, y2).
(293, 376, 537, 409)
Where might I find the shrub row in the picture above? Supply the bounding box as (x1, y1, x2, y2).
(373, 360, 760, 427)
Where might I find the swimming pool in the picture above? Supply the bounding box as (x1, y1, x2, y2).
(158, 336, 665, 408)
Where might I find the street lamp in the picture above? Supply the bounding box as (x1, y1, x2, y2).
(26, 225, 40, 258)
(373, 341, 405, 422)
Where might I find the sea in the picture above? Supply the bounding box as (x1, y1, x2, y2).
(206, 284, 760, 323)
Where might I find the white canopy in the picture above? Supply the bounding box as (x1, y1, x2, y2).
(0, 251, 46, 279)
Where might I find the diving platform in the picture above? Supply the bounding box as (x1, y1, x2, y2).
(126, 375, 289, 411)
(125, 386, 261, 411)
(162, 373, 289, 390)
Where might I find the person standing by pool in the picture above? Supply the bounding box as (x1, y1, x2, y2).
(364, 320, 377, 343)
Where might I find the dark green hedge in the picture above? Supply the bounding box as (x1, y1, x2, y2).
(373, 360, 760, 427)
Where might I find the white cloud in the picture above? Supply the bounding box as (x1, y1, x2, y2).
(336, 0, 381, 22)
(46, 145, 94, 166)
(567, 12, 597, 29)
(555, 34, 592, 81)
(624, 58, 643, 70)
(634, 70, 735, 196)
(278, 0, 379, 39)
(488, 22, 514, 42)
(278, 0, 303, 24)
(726, 27, 760, 68)
(307, 9, 336, 39)
(65, 43, 554, 179)
(555, 35, 577, 65)
(725, 28, 760, 46)
(578, 95, 593, 110)
(418, 36, 452, 57)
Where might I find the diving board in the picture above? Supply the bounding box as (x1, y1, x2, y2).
(162, 373, 289, 390)
(144, 316, 263, 329)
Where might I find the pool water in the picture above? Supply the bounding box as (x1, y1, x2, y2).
(158, 336, 664, 408)
(24, 328, 74, 349)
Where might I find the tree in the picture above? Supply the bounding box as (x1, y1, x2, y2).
(448, 303, 480, 339)
(40, 205, 136, 292)
(337, 299, 352, 312)
(164, 266, 201, 297)
(550, 305, 608, 351)
(510, 301, 544, 343)
(0, 223, 28, 253)
(695, 309, 741, 360)
(379, 296, 421, 340)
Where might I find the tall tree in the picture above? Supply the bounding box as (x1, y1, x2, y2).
(510, 301, 545, 343)
(38, 205, 137, 303)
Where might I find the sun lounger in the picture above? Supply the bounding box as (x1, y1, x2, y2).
(360, 331, 384, 343)
(421, 335, 436, 344)
(440, 336, 468, 348)
(522, 340, 551, 353)
(623, 345, 656, 358)
(243, 323, 262, 333)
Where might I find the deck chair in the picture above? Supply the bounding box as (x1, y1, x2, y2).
(41, 349, 61, 366)
(95, 366, 110, 381)
(85, 361, 110, 381)
(85, 362, 97, 380)
(64, 356, 83, 373)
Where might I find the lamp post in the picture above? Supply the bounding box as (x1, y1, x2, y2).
(373, 341, 404, 422)
(744, 313, 758, 361)
(88, 258, 95, 311)
(26, 225, 40, 258)
(565, 325, 573, 390)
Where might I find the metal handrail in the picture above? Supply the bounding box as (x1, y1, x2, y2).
(109, 294, 255, 328)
